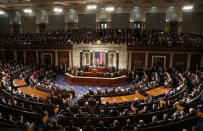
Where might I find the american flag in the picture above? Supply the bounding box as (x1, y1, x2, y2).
(94, 52, 105, 65)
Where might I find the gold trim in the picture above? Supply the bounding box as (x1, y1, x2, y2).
(152, 56, 166, 69)
(41, 53, 53, 65)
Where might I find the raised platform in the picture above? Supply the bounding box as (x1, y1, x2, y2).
(65, 73, 126, 87)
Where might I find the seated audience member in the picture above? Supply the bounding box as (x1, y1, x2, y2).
(75, 109, 84, 117)
(179, 111, 187, 119)
(88, 110, 97, 117)
(123, 119, 132, 130)
(82, 119, 94, 131)
(170, 112, 179, 122)
(63, 107, 74, 116)
(65, 120, 78, 131)
(109, 120, 122, 131)
(137, 119, 148, 129)
(132, 97, 140, 107)
(50, 121, 63, 130)
(95, 121, 108, 131)
(6, 114, 16, 124)
(109, 107, 119, 116)
(149, 116, 159, 127)
(159, 114, 170, 124)
(99, 109, 107, 117)
(188, 108, 197, 117)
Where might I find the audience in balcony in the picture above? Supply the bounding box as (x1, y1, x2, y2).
(0, 29, 203, 47)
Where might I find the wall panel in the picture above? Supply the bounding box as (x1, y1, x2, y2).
(173, 54, 188, 71)
(146, 13, 166, 31)
(131, 52, 145, 70)
(48, 15, 65, 31)
(111, 13, 130, 29)
(0, 16, 10, 33)
(190, 54, 201, 70)
(182, 12, 203, 33)
(21, 16, 36, 33)
(78, 14, 96, 29)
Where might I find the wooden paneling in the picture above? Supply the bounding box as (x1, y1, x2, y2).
(148, 53, 170, 68)
(26, 51, 36, 65)
(131, 52, 145, 70)
(65, 73, 126, 87)
(173, 53, 188, 71)
(58, 51, 69, 66)
(17, 50, 24, 64)
(190, 54, 201, 70)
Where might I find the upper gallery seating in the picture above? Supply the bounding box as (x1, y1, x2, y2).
(0, 29, 203, 47)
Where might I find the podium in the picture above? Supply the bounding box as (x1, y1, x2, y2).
(87, 66, 106, 73)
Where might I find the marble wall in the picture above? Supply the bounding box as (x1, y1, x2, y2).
(72, 43, 127, 69)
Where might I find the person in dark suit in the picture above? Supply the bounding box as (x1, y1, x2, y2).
(149, 116, 159, 127)
(137, 120, 148, 129)
(99, 109, 107, 117)
(74, 109, 85, 117)
(95, 121, 108, 131)
(82, 119, 94, 131)
(63, 107, 74, 116)
(6, 114, 16, 124)
(123, 119, 132, 130)
(109, 120, 122, 131)
(65, 120, 78, 131)
(159, 114, 170, 125)
(50, 121, 63, 130)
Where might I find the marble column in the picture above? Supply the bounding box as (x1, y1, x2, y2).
(69, 51, 72, 68)
(116, 51, 119, 71)
(36, 50, 39, 65)
(169, 53, 174, 68)
(23, 50, 26, 65)
(90, 50, 93, 66)
(145, 52, 148, 68)
(80, 50, 82, 68)
(55, 51, 58, 66)
(105, 51, 108, 67)
(186, 53, 191, 70)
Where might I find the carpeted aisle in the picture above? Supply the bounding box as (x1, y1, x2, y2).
(52, 74, 131, 100)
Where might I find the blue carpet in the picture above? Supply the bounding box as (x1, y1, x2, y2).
(53, 74, 131, 100)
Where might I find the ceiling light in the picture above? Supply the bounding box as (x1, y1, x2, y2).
(182, 5, 193, 10)
(24, 9, 32, 13)
(54, 8, 63, 13)
(152, 7, 156, 8)
(0, 11, 5, 15)
(87, 5, 97, 10)
(105, 7, 114, 12)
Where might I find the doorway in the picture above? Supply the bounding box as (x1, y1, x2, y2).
(152, 56, 166, 69)
(41, 53, 53, 65)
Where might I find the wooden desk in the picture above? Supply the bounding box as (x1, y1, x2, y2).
(101, 93, 146, 104)
(65, 73, 126, 87)
(146, 87, 170, 97)
(13, 79, 26, 88)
